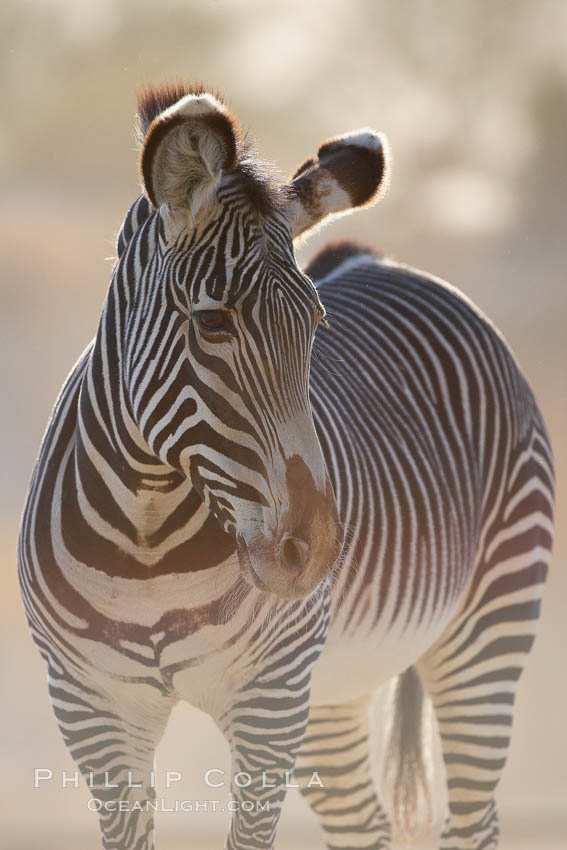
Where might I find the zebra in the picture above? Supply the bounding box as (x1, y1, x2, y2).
(18, 82, 554, 850)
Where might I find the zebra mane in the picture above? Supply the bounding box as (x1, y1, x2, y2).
(137, 81, 283, 217)
(304, 240, 382, 284)
(116, 194, 153, 260)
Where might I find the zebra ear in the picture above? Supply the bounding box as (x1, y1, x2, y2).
(285, 130, 391, 240)
(138, 86, 241, 219)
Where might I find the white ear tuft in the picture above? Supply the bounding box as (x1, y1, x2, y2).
(160, 92, 225, 122)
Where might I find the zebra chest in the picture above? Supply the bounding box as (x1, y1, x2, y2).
(53, 551, 256, 690)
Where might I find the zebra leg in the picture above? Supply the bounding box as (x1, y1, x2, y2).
(295, 698, 392, 850)
(48, 657, 174, 850)
(418, 560, 548, 849)
(219, 701, 310, 850)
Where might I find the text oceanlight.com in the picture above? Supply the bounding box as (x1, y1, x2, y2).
(87, 799, 269, 813)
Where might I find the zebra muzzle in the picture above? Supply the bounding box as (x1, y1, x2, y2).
(236, 496, 342, 599)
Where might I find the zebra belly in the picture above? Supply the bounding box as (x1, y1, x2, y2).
(309, 593, 464, 705)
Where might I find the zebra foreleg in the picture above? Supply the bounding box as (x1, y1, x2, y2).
(215, 676, 316, 850)
(219, 718, 308, 849)
(48, 658, 174, 850)
(295, 698, 392, 850)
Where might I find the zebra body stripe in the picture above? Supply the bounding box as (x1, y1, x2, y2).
(19, 86, 553, 850)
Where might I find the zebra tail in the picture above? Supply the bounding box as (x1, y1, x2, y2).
(383, 665, 433, 840)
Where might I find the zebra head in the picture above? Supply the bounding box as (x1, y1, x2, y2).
(128, 83, 390, 599)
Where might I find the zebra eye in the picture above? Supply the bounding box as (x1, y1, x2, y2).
(195, 310, 232, 336)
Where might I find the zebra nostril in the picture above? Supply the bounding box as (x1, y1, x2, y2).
(279, 534, 310, 575)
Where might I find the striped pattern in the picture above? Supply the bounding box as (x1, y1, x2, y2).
(19, 188, 553, 850)
(296, 699, 392, 849)
(311, 256, 552, 635)
(301, 252, 554, 849)
(19, 187, 338, 850)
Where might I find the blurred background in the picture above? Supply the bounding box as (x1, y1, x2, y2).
(1, 1, 566, 848)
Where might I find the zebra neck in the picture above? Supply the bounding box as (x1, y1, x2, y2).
(64, 329, 237, 578)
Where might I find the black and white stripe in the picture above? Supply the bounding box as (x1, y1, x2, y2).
(19, 87, 553, 850)
(299, 249, 553, 850)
